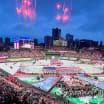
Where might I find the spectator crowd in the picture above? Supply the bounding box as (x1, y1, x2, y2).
(0, 47, 103, 60)
(0, 72, 58, 104)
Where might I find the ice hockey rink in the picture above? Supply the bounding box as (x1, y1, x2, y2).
(0, 59, 104, 75)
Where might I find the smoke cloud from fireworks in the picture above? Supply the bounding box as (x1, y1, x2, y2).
(56, 0, 72, 23)
(16, 0, 36, 21)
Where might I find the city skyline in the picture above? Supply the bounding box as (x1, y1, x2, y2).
(0, 27, 103, 45)
(0, 0, 104, 42)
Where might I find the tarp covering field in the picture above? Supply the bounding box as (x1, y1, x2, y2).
(32, 77, 58, 91)
(89, 76, 104, 82)
(51, 87, 86, 104)
(17, 76, 60, 92)
(17, 76, 45, 84)
(78, 75, 104, 90)
(51, 86, 104, 104)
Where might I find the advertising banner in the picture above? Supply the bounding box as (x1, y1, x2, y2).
(93, 60, 104, 63)
(6, 58, 33, 62)
(0, 59, 6, 63)
(0, 56, 8, 59)
(69, 57, 78, 61)
(80, 58, 91, 62)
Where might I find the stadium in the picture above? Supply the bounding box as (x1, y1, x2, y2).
(0, 0, 104, 104)
(0, 47, 104, 104)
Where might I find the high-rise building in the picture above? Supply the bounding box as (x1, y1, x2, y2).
(66, 34, 74, 48)
(80, 39, 99, 48)
(53, 39, 67, 47)
(52, 28, 61, 40)
(80, 39, 94, 48)
(66, 34, 73, 41)
(100, 41, 103, 47)
(44, 36, 52, 46)
(75, 39, 80, 48)
(34, 39, 38, 46)
(5, 37, 10, 45)
(93, 41, 98, 47)
(0, 37, 3, 44)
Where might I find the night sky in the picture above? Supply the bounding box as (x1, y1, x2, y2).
(0, 0, 104, 42)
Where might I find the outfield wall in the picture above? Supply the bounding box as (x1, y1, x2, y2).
(0, 55, 104, 64)
(0, 58, 35, 62)
(6, 58, 34, 62)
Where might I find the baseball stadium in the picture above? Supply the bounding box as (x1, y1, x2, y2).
(0, 0, 104, 104)
(0, 47, 104, 104)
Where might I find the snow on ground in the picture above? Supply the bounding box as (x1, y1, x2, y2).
(0, 62, 20, 75)
(77, 63, 103, 73)
(21, 65, 43, 74)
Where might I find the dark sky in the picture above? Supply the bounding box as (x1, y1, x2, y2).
(0, 0, 104, 42)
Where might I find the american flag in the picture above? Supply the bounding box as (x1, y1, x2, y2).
(43, 67, 82, 73)
(14, 39, 20, 49)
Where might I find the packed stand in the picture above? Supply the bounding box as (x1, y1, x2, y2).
(0, 47, 102, 60)
(0, 72, 58, 104)
(55, 79, 100, 97)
